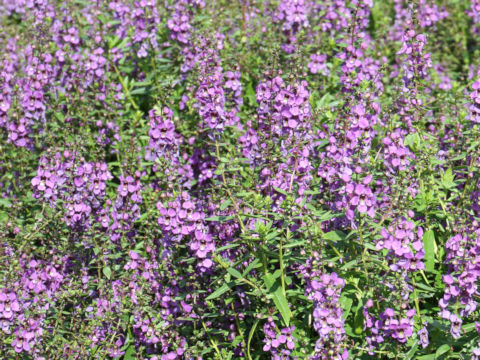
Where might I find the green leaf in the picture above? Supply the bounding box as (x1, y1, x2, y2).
(405, 339, 418, 360)
(220, 199, 232, 211)
(462, 322, 478, 333)
(206, 281, 236, 300)
(353, 299, 364, 336)
(54, 112, 65, 122)
(273, 187, 288, 196)
(414, 281, 435, 292)
(245, 82, 258, 107)
(247, 319, 259, 360)
(416, 355, 435, 360)
(130, 87, 147, 95)
(341, 260, 357, 270)
(263, 273, 291, 326)
(404, 133, 421, 149)
(102, 266, 112, 280)
(423, 230, 435, 272)
(227, 267, 243, 280)
(339, 296, 353, 319)
(414, 195, 427, 212)
(243, 259, 261, 277)
(435, 344, 450, 358)
(441, 168, 455, 189)
(205, 215, 235, 222)
(265, 229, 279, 241)
(232, 335, 243, 347)
(216, 243, 240, 252)
(122, 345, 136, 360)
(0, 198, 12, 207)
(0, 211, 8, 223)
(324, 230, 347, 241)
(283, 240, 307, 249)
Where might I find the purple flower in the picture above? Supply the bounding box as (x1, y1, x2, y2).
(308, 54, 330, 76)
(263, 317, 295, 359)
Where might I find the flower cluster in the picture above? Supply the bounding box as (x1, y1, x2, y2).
(3, 0, 480, 359)
(0, 291, 20, 333)
(342, 178, 377, 220)
(363, 301, 417, 350)
(256, 76, 312, 137)
(377, 217, 425, 272)
(0, 256, 67, 356)
(382, 130, 415, 172)
(301, 255, 348, 360)
(418, 0, 449, 28)
(145, 107, 177, 162)
(167, 0, 204, 46)
(473, 323, 480, 360)
(439, 229, 480, 338)
(157, 192, 214, 270)
(108, 171, 143, 243)
(263, 317, 296, 360)
(274, 0, 309, 53)
(195, 66, 226, 130)
(308, 54, 329, 76)
(468, 0, 480, 26)
(396, 26, 432, 130)
(12, 320, 44, 354)
(468, 80, 480, 123)
(32, 151, 112, 230)
(250, 75, 314, 207)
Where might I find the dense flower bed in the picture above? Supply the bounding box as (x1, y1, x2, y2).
(1, 0, 480, 359)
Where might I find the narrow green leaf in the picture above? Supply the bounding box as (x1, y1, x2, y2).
(227, 267, 243, 280)
(130, 87, 147, 95)
(324, 230, 347, 241)
(263, 273, 291, 326)
(423, 230, 435, 272)
(273, 187, 288, 196)
(102, 266, 112, 280)
(205, 215, 235, 222)
(243, 259, 261, 277)
(265, 230, 279, 241)
(435, 344, 450, 358)
(339, 296, 353, 319)
(247, 319, 259, 360)
(206, 281, 235, 301)
(353, 299, 364, 335)
(341, 260, 357, 270)
(216, 243, 240, 252)
(405, 339, 418, 360)
(245, 82, 258, 107)
(416, 354, 435, 360)
(0, 198, 12, 207)
(220, 199, 232, 211)
(122, 345, 136, 360)
(462, 322, 477, 333)
(55, 112, 65, 121)
(283, 240, 307, 249)
(414, 281, 435, 292)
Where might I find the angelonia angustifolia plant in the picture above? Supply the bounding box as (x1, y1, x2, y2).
(2, 0, 480, 359)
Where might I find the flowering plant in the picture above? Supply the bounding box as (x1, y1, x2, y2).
(1, 0, 480, 359)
